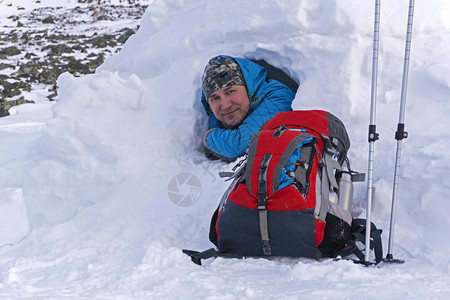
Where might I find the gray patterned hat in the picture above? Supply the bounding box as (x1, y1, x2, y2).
(202, 56, 245, 98)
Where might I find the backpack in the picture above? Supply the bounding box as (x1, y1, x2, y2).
(184, 110, 384, 264)
(209, 109, 360, 258)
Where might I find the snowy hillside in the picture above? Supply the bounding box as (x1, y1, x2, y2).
(1, 0, 450, 298)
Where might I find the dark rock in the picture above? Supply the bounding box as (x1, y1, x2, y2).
(0, 97, 35, 118)
(86, 34, 116, 48)
(1, 81, 32, 98)
(25, 52, 37, 59)
(14, 81, 32, 92)
(42, 44, 74, 56)
(21, 32, 30, 41)
(0, 46, 21, 57)
(13, 61, 43, 81)
(5, 88, 22, 98)
(88, 53, 105, 70)
(38, 67, 62, 85)
(67, 58, 90, 75)
(0, 63, 14, 71)
(71, 45, 86, 51)
(117, 28, 135, 44)
(42, 16, 55, 24)
(47, 92, 58, 101)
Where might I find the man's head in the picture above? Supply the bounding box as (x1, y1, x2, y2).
(202, 56, 250, 129)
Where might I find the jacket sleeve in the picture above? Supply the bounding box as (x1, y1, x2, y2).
(204, 81, 295, 161)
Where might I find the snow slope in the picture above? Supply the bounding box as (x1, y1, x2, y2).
(1, 0, 450, 298)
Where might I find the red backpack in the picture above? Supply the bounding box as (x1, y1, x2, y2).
(184, 110, 381, 264)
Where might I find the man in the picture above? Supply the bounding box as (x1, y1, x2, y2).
(201, 55, 296, 161)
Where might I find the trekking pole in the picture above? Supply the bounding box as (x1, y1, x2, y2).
(364, 0, 381, 266)
(385, 0, 415, 264)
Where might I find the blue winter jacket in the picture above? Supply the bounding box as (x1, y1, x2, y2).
(201, 56, 296, 161)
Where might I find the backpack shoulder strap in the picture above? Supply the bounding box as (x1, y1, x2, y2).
(331, 218, 383, 265)
(250, 59, 299, 92)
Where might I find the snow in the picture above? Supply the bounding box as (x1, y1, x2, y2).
(1, 0, 450, 298)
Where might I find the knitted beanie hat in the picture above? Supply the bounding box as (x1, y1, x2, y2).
(202, 56, 245, 98)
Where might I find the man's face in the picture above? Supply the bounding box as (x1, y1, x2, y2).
(207, 85, 250, 129)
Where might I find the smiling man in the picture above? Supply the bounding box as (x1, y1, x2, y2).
(201, 55, 296, 161)
(206, 85, 250, 129)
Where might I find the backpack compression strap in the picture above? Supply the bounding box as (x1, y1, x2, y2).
(258, 154, 272, 256)
(252, 130, 316, 256)
(182, 248, 243, 266)
(318, 135, 343, 221)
